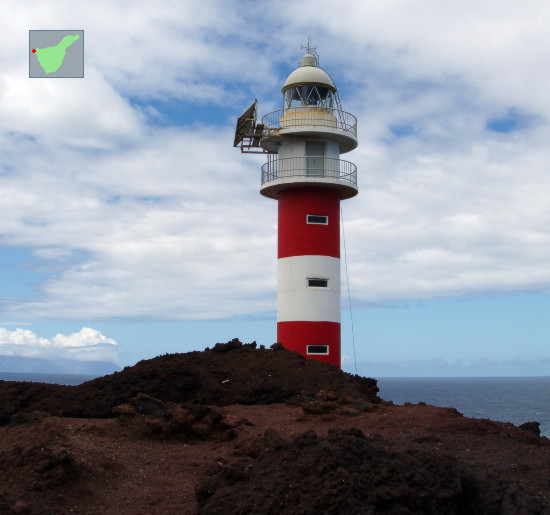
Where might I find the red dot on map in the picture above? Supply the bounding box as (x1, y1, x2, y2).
(32, 49, 36, 53)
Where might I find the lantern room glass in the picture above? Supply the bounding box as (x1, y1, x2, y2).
(283, 85, 334, 109)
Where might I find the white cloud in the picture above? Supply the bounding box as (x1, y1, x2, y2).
(0, 67, 142, 149)
(343, 125, 550, 303)
(3, 0, 277, 105)
(0, 0, 549, 323)
(0, 327, 119, 362)
(0, 126, 276, 320)
(280, 1, 550, 114)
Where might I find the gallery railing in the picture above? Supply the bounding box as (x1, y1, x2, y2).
(261, 107, 357, 138)
(261, 156, 357, 186)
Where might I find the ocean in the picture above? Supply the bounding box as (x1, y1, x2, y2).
(377, 376, 550, 438)
(1, 373, 548, 438)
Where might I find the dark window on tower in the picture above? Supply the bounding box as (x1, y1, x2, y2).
(308, 278, 328, 288)
(307, 214, 328, 225)
(307, 345, 329, 355)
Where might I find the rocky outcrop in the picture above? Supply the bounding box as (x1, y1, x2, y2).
(0, 340, 380, 423)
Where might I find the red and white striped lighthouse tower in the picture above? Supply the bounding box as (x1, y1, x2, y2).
(234, 45, 357, 368)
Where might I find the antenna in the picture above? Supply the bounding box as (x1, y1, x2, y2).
(301, 37, 319, 66)
(233, 100, 268, 154)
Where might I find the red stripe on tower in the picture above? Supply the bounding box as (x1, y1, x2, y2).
(277, 321, 340, 366)
(278, 187, 340, 259)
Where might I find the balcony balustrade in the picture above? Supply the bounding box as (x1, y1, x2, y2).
(261, 156, 357, 187)
(261, 107, 357, 138)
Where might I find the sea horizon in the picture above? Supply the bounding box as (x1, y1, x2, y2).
(2, 371, 549, 382)
(377, 376, 550, 438)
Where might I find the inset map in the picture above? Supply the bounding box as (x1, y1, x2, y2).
(29, 30, 84, 78)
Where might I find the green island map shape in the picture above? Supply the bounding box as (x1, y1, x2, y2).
(34, 34, 80, 74)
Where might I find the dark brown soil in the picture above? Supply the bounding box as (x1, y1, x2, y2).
(0, 339, 379, 423)
(0, 339, 549, 514)
(196, 427, 543, 514)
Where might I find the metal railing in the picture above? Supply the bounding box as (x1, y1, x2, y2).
(261, 107, 357, 138)
(261, 156, 357, 186)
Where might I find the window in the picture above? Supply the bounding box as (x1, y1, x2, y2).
(316, 87, 334, 108)
(307, 345, 329, 355)
(307, 214, 328, 225)
(308, 278, 328, 288)
(306, 141, 324, 155)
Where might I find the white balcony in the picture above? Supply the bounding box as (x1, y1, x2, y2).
(260, 107, 358, 154)
(260, 156, 358, 200)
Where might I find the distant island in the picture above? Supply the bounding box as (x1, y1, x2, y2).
(0, 354, 119, 375)
(33, 34, 80, 74)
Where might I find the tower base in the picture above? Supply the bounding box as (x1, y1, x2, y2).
(277, 320, 340, 367)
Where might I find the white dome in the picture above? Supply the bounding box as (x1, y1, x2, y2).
(283, 56, 335, 91)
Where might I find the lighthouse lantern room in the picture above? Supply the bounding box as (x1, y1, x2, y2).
(234, 44, 358, 368)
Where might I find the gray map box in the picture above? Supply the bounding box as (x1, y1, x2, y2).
(29, 30, 84, 78)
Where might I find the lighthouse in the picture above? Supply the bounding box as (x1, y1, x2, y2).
(234, 45, 358, 368)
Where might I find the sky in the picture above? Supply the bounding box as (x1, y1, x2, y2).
(0, 0, 549, 377)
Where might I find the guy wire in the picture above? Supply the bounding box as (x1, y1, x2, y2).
(341, 205, 358, 375)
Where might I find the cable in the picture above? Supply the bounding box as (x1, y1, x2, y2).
(341, 205, 358, 375)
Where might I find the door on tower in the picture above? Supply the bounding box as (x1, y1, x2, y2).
(306, 142, 325, 176)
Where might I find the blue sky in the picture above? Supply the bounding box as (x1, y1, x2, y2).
(1, 0, 549, 376)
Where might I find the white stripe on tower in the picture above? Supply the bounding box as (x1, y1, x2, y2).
(277, 255, 340, 323)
